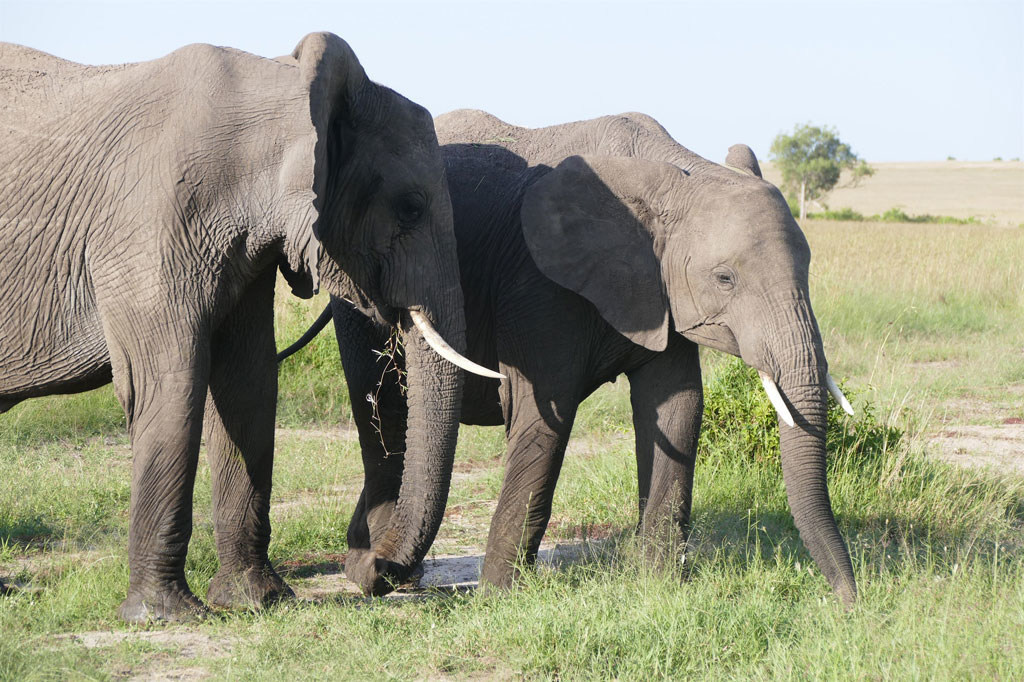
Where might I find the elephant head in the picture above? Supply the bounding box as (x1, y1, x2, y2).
(519, 151, 857, 604)
(272, 33, 487, 593)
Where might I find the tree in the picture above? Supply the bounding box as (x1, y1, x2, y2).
(769, 123, 874, 220)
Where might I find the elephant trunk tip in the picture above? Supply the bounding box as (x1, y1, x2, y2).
(345, 549, 407, 597)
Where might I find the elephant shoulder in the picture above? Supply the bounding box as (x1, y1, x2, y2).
(0, 43, 91, 98)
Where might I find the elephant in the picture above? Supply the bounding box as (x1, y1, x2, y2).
(0, 34, 496, 621)
(279, 110, 859, 605)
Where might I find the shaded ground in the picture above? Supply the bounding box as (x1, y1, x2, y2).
(290, 540, 604, 603)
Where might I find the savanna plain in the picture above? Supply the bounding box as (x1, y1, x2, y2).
(1, 162, 1023, 680)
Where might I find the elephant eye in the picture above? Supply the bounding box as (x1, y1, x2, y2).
(395, 192, 426, 225)
(713, 267, 736, 291)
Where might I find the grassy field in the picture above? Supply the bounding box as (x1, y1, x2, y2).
(763, 161, 1024, 226)
(2, 166, 1023, 679)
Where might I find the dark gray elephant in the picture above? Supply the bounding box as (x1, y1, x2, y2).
(282, 110, 858, 605)
(0, 34, 494, 621)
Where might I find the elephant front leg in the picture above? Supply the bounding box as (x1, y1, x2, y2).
(112, 348, 210, 624)
(203, 274, 293, 610)
(626, 336, 702, 564)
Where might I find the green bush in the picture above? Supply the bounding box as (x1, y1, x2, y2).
(802, 206, 980, 225)
(807, 207, 865, 221)
(699, 358, 901, 469)
(874, 207, 979, 225)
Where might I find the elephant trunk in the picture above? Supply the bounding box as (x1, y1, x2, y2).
(347, 301, 466, 596)
(769, 297, 857, 605)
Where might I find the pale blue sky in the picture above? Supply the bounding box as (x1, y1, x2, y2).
(1, 0, 1020, 162)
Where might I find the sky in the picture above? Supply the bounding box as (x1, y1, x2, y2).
(1, 0, 1021, 162)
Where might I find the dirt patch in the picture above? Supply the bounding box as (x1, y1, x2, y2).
(930, 423, 1024, 476)
(55, 630, 236, 681)
(61, 629, 235, 657)
(928, 386, 1024, 476)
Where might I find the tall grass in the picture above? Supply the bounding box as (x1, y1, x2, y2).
(805, 220, 1024, 415)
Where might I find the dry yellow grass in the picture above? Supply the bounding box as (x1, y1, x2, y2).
(763, 161, 1024, 226)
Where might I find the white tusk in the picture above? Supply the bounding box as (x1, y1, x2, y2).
(409, 310, 507, 380)
(758, 371, 795, 428)
(826, 373, 855, 416)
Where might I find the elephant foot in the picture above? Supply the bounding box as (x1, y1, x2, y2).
(397, 561, 425, 590)
(206, 563, 294, 611)
(345, 549, 408, 597)
(117, 584, 209, 624)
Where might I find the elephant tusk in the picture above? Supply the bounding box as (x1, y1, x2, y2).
(409, 310, 507, 380)
(826, 373, 855, 416)
(758, 370, 795, 428)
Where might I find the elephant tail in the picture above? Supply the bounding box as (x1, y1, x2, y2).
(277, 304, 333, 363)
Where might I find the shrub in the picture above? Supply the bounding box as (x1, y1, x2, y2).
(807, 207, 865, 221)
(874, 207, 979, 225)
(804, 206, 980, 225)
(699, 358, 901, 469)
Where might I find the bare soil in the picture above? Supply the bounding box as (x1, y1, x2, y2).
(54, 630, 236, 681)
(930, 423, 1024, 476)
(927, 386, 1024, 476)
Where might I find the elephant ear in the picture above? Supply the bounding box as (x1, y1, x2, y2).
(520, 155, 682, 352)
(724, 144, 763, 178)
(278, 32, 368, 297)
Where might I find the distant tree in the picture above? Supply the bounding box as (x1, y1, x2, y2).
(769, 123, 874, 220)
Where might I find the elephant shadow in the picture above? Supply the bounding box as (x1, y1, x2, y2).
(687, 493, 1023, 583)
(280, 541, 614, 605)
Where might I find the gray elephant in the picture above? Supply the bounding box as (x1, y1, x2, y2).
(0, 34, 495, 621)
(281, 110, 858, 605)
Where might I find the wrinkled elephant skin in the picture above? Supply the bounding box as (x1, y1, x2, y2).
(0, 34, 467, 620)
(316, 110, 857, 605)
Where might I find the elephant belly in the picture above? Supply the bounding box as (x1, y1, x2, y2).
(0, 302, 112, 407)
(460, 374, 503, 426)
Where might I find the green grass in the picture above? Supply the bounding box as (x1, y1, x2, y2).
(804, 220, 1024, 422)
(2, 223, 1023, 679)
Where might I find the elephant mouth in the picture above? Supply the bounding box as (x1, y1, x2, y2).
(339, 286, 399, 327)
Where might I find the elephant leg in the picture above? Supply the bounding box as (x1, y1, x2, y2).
(626, 336, 702, 562)
(204, 272, 293, 610)
(480, 373, 579, 589)
(108, 325, 210, 623)
(330, 299, 409, 582)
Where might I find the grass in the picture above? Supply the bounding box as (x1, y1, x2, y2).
(2, 211, 1024, 677)
(804, 220, 1024, 425)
